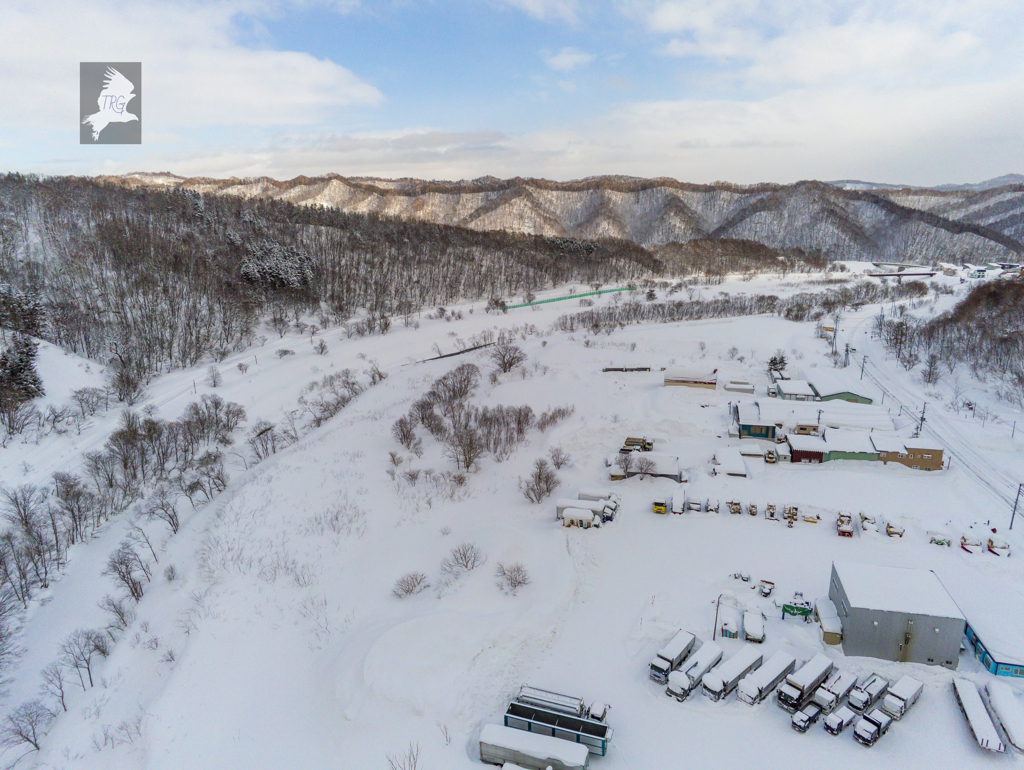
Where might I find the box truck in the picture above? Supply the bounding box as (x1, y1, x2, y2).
(649, 630, 695, 683)
(776, 653, 834, 713)
(666, 641, 722, 702)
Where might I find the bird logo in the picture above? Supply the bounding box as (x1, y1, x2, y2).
(82, 67, 138, 141)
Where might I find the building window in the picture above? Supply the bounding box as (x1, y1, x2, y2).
(898, 453, 907, 458)
(923, 454, 932, 459)
(913, 465, 920, 470)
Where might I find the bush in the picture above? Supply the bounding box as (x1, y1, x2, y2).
(548, 446, 571, 469)
(276, 349, 295, 358)
(393, 572, 429, 598)
(491, 343, 526, 373)
(440, 543, 485, 576)
(496, 562, 530, 594)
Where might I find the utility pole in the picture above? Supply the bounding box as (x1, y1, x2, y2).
(844, 343, 850, 368)
(1012, 484, 1021, 530)
(918, 402, 927, 435)
(860, 355, 868, 380)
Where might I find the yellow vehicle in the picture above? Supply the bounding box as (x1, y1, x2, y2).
(653, 497, 670, 514)
(765, 448, 777, 463)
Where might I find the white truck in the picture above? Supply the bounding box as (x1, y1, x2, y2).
(776, 653, 834, 713)
(666, 641, 722, 702)
(578, 488, 620, 505)
(702, 646, 763, 702)
(880, 675, 923, 720)
(555, 498, 616, 523)
(823, 706, 858, 735)
(737, 651, 796, 705)
(649, 630, 696, 683)
(812, 671, 859, 713)
(849, 673, 889, 713)
(791, 703, 823, 733)
(853, 708, 893, 747)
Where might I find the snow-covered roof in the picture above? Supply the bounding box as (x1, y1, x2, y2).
(903, 438, 943, 452)
(777, 379, 818, 397)
(563, 508, 595, 522)
(787, 434, 827, 453)
(800, 368, 878, 400)
(664, 366, 718, 382)
(735, 399, 894, 432)
(480, 724, 590, 767)
(717, 447, 747, 476)
(870, 435, 906, 454)
(823, 429, 877, 454)
(832, 561, 964, 620)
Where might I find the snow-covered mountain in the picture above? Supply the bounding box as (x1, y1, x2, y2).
(108, 173, 1024, 263)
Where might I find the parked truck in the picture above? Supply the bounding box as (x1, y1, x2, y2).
(791, 703, 823, 733)
(880, 676, 923, 720)
(823, 706, 858, 735)
(666, 641, 722, 702)
(812, 671, 859, 713)
(777, 653, 834, 713)
(743, 610, 765, 643)
(649, 630, 696, 683)
(848, 673, 889, 713)
(702, 646, 763, 702)
(577, 488, 620, 505)
(652, 497, 670, 514)
(623, 436, 653, 451)
(737, 651, 796, 705)
(555, 498, 616, 523)
(479, 724, 590, 770)
(853, 708, 893, 747)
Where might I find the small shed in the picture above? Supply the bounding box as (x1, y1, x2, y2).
(828, 561, 964, 669)
(776, 380, 820, 401)
(724, 380, 755, 394)
(664, 366, 718, 389)
(715, 447, 748, 477)
(815, 597, 843, 645)
(787, 434, 827, 464)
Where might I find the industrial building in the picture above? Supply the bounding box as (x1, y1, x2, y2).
(828, 561, 965, 669)
(663, 366, 718, 389)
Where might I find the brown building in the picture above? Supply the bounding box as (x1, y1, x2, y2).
(871, 436, 944, 471)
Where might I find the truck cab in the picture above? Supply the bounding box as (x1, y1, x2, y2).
(653, 497, 670, 514)
(792, 703, 822, 733)
(853, 708, 892, 747)
(849, 674, 889, 713)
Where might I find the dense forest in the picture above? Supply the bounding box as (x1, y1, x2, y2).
(0, 174, 828, 402)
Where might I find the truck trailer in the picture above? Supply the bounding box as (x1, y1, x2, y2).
(984, 681, 1024, 753)
(953, 678, 1005, 753)
(666, 641, 722, 702)
(649, 630, 696, 683)
(702, 646, 763, 702)
(479, 724, 589, 770)
(880, 676, 923, 720)
(777, 653, 834, 713)
(737, 651, 796, 705)
(555, 498, 616, 522)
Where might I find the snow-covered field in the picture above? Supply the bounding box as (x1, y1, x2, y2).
(2, 268, 1023, 769)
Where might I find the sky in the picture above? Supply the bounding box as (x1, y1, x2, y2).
(0, 0, 1022, 185)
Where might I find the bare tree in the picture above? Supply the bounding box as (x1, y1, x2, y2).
(444, 423, 486, 471)
(98, 594, 135, 638)
(548, 446, 571, 469)
(491, 343, 526, 374)
(635, 456, 656, 479)
(127, 522, 158, 564)
(614, 451, 635, 476)
(145, 485, 180, 535)
(391, 415, 418, 450)
(103, 542, 150, 601)
(496, 562, 531, 594)
(40, 662, 68, 712)
(0, 700, 52, 751)
(205, 365, 222, 388)
(921, 352, 941, 385)
(519, 458, 559, 503)
(59, 629, 103, 689)
(386, 742, 421, 770)
(393, 572, 429, 598)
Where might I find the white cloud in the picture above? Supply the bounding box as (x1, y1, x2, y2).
(0, 1, 382, 131)
(544, 47, 594, 72)
(498, 0, 579, 22)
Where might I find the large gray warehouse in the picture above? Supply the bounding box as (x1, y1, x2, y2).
(828, 561, 965, 669)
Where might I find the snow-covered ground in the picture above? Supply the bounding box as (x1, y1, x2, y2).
(2, 268, 1023, 769)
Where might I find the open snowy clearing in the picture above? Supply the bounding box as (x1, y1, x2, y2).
(1, 269, 1023, 769)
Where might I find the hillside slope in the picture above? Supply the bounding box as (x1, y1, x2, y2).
(111, 173, 1024, 263)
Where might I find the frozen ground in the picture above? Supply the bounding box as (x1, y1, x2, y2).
(1, 268, 1023, 769)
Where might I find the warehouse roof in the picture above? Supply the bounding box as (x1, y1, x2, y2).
(832, 561, 964, 620)
(787, 434, 827, 453)
(823, 429, 877, 455)
(777, 379, 818, 397)
(870, 435, 906, 454)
